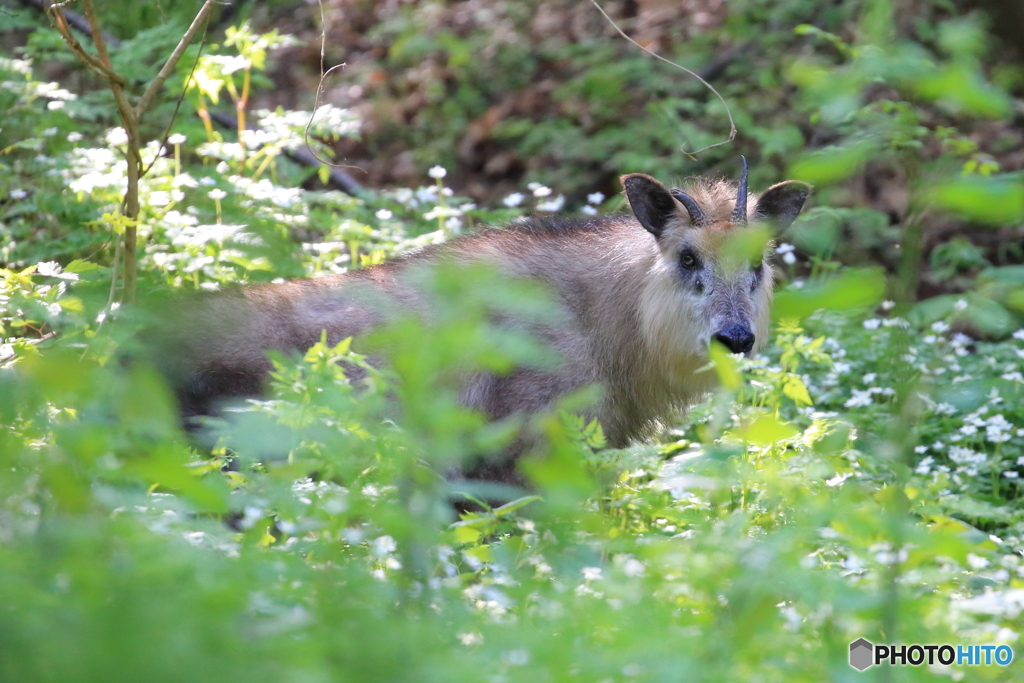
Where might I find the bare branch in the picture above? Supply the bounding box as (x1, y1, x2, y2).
(18, 0, 121, 47)
(81, 0, 113, 69)
(43, 1, 124, 84)
(136, 0, 217, 119)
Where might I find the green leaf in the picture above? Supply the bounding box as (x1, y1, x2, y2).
(928, 176, 1024, 226)
(63, 259, 102, 274)
(788, 140, 876, 185)
(452, 525, 481, 544)
(493, 495, 542, 517)
(740, 414, 799, 446)
(773, 268, 885, 320)
(914, 64, 1012, 118)
(782, 376, 813, 406)
(708, 342, 741, 391)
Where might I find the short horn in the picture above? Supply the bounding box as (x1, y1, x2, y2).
(732, 155, 749, 224)
(671, 191, 709, 227)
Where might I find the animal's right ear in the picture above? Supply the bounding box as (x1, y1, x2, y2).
(621, 173, 678, 239)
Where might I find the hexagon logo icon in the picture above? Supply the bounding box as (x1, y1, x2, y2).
(849, 638, 874, 671)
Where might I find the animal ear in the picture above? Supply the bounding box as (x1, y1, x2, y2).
(621, 173, 679, 239)
(755, 181, 812, 230)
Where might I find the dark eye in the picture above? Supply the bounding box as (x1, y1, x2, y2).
(680, 249, 700, 270)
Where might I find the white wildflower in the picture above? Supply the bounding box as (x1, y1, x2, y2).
(168, 133, 187, 145)
(428, 165, 447, 179)
(622, 558, 646, 578)
(172, 173, 198, 189)
(375, 208, 393, 220)
(931, 320, 950, 333)
(209, 54, 249, 74)
(863, 319, 881, 330)
(1013, 329, 1024, 341)
(966, 553, 990, 570)
(422, 205, 462, 221)
(36, 261, 63, 277)
(532, 185, 552, 198)
(1004, 471, 1020, 479)
(954, 299, 969, 311)
(952, 332, 972, 346)
(587, 191, 605, 205)
(105, 127, 128, 146)
(373, 535, 397, 557)
(66, 131, 83, 143)
(536, 195, 565, 212)
(503, 192, 524, 207)
(581, 205, 598, 216)
(881, 300, 895, 311)
(457, 632, 483, 645)
(501, 650, 530, 666)
(10, 189, 27, 199)
(845, 389, 874, 408)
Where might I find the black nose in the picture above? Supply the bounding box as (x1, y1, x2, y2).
(714, 326, 755, 354)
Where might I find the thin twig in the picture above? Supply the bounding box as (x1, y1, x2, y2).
(136, 0, 216, 118)
(106, 231, 121, 316)
(142, 20, 211, 180)
(301, 0, 365, 177)
(589, 0, 736, 157)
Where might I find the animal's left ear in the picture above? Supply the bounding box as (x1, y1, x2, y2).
(754, 181, 812, 230)
(621, 173, 678, 239)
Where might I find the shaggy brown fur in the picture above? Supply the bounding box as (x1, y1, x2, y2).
(150, 172, 810, 484)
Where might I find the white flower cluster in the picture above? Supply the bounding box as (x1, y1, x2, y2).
(948, 445, 988, 476)
(776, 242, 797, 265)
(581, 191, 605, 216)
(248, 106, 360, 151)
(230, 175, 303, 209)
(945, 404, 1017, 445)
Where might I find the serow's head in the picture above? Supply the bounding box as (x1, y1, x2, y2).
(622, 158, 810, 358)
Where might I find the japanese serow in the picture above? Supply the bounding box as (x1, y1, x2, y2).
(151, 162, 810, 483)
